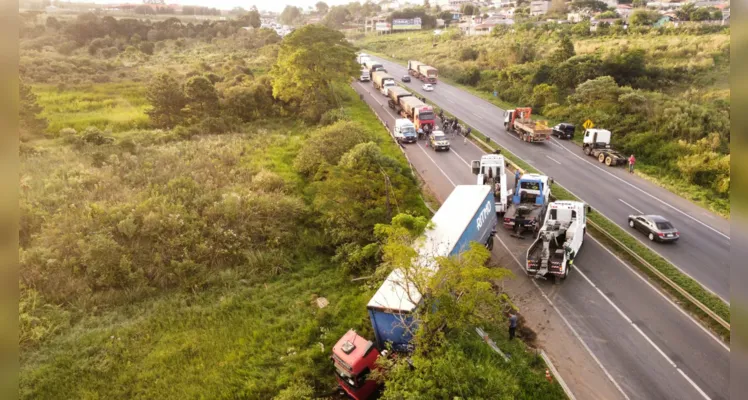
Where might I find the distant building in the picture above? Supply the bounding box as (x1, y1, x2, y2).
(616, 4, 633, 19)
(530, 0, 550, 16)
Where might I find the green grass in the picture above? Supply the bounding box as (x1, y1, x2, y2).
(33, 82, 150, 134)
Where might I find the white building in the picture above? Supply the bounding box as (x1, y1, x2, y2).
(530, 0, 550, 16)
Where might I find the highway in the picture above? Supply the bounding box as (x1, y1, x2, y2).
(367, 56, 731, 303)
(352, 81, 729, 400)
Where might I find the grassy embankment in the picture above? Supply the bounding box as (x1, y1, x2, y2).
(357, 29, 730, 217)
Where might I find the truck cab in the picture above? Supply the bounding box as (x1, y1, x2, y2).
(414, 106, 435, 132)
(394, 118, 417, 143)
(360, 68, 370, 82)
(471, 152, 512, 215)
(332, 330, 383, 400)
(503, 173, 552, 234)
(583, 129, 612, 148)
(380, 80, 395, 96)
(526, 201, 589, 283)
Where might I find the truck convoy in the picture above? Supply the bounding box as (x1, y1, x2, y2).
(407, 60, 438, 84)
(582, 129, 627, 166)
(526, 201, 588, 283)
(471, 151, 512, 216)
(504, 108, 551, 143)
(389, 93, 435, 132)
(331, 185, 498, 400)
(372, 71, 396, 96)
(503, 173, 552, 236)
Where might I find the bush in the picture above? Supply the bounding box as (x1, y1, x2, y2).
(293, 121, 375, 176)
(139, 41, 155, 55)
(319, 108, 349, 126)
(459, 47, 479, 61)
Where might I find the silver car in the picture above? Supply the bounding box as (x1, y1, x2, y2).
(627, 214, 679, 242)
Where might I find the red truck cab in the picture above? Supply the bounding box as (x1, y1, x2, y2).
(415, 106, 435, 132)
(332, 330, 382, 400)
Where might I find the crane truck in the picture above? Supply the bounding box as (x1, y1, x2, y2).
(390, 95, 435, 132)
(471, 151, 512, 216)
(502, 173, 552, 236)
(526, 201, 589, 283)
(407, 60, 438, 84)
(582, 129, 627, 166)
(372, 71, 396, 96)
(504, 108, 551, 142)
(331, 185, 498, 400)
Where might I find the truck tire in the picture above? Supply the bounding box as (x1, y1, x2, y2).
(605, 156, 613, 166)
(598, 153, 606, 163)
(584, 146, 592, 155)
(486, 237, 494, 251)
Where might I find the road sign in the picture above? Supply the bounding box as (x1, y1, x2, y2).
(583, 119, 594, 130)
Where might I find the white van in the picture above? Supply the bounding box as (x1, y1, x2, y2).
(394, 119, 417, 144)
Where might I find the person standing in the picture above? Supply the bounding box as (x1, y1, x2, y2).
(508, 312, 518, 340)
(464, 127, 471, 145)
(628, 154, 636, 174)
(515, 170, 521, 185)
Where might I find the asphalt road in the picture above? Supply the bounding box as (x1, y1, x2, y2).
(353, 81, 729, 400)
(368, 57, 731, 303)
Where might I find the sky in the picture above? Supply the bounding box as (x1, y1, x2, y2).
(79, 0, 381, 13)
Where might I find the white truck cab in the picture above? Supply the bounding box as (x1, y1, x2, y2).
(380, 80, 395, 96)
(394, 119, 417, 144)
(583, 129, 612, 146)
(360, 68, 370, 82)
(470, 152, 512, 215)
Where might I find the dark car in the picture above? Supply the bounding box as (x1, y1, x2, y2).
(627, 214, 679, 242)
(402, 75, 411, 82)
(552, 123, 575, 139)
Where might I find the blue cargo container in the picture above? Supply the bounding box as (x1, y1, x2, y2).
(366, 185, 498, 351)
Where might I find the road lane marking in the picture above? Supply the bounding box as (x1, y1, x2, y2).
(545, 155, 562, 165)
(618, 199, 644, 214)
(549, 137, 729, 240)
(446, 98, 455, 103)
(575, 264, 712, 400)
(472, 112, 484, 120)
(494, 235, 631, 400)
(415, 145, 457, 187)
(587, 235, 729, 352)
(448, 147, 471, 168)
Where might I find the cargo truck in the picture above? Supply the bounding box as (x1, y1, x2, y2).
(364, 60, 384, 74)
(471, 151, 512, 215)
(504, 107, 551, 142)
(398, 96, 435, 132)
(502, 173, 551, 236)
(407, 60, 438, 84)
(359, 68, 370, 82)
(331, 185, 498, 400)
(526, 201, 589, 283)
(372, 71, 395, 91)
(582, 129, 627, 166)
(387, 86, 413, 113)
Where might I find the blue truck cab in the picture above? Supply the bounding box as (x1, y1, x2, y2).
(503, 173, 552, 234)
(365, 185, 498, 351)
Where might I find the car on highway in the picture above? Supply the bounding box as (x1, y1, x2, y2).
(429, 130, 450, 151)
(402, 75, 411, 82)
(552, 123, 575, 139)
(422, 83, 434, 92)
(627, 214, 679, 242)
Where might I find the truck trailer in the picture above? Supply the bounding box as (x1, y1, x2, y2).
(582, 129, 627, 166)
(407, 60, 438, 84)
(526, 201, 589, 283)
(504, 108, 551, 143)
(471, 151, 512, 215)
(331, 185, 498, 400)
(398, 95, 435, 132)
(364, 60, 384, 74)
(372, 70, 395, 92)
(503, 173, 552, 236)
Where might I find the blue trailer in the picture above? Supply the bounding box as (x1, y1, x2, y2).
(365, 185, 498, 351)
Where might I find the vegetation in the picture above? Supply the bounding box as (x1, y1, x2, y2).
(357, 25, 730, 216)
(19, 13, 562, 399)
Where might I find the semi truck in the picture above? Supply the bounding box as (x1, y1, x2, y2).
(525, 201, 589, 283)
(407, 60, 438, 84)
(364, 60, 384, 74)
(397, 96, 435, 132)
(504, 107, 551, 142)
(471, 151, 512, 215)
(582, 129, 627, 166)
(387, 86, 413, 112)
(502, 173, 552, 236)
(372, 70, 395, 92)
(359, 68, 370, 82)
(331, 185, 498, 400)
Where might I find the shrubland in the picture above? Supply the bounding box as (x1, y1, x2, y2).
(357, 24, 730, 215)
(19, 13, 560, 399)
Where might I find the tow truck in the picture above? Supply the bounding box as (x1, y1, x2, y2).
(526, 201, 589, 283)
(502, 173, 552, 237)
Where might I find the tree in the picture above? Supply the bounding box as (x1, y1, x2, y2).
(675, 3, 694, 21)
(222, 77, 276, 122)
(629, 9, 660, 26)
(145, 73, 187, 128)
(183, 76, 219, 119)
(139, 41, 155, 55)
(551, 35, 575, 63)
(548, 0, 568, 15)
(19, 80, 48, 136)
(690, 8, 711, 21)
(315, 1, 329, 15)
(460, 4, 477, 16)
(271, 24, 359, 122)
(424, 0, 431, 10)
(45, 16, 61, 30)
(279, 5, 302, 25)
(570, 76, 620, 105)
(323, 6, 351, 28)
(246, 9, 262, 28)
(570, 0, 609, 12)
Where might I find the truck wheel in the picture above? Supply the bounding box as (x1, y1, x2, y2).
(584, 146, 592, 155)
(598, 153, 606, 163)
(605, 156, 613, 166)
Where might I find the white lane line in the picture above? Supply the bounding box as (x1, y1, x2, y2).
(494, 236, 630, 400)
(619, 199, 644, 214)
(550, 138, 729, 240)
(446, 98, 455, 104)
(472, 112, 484, 120)
(415, 144, 457, 187)
(545, 155, 562, 165)
(587, 235, 729, 352)
(448, 147, 472, 168)
(575, 265, 712, 400)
